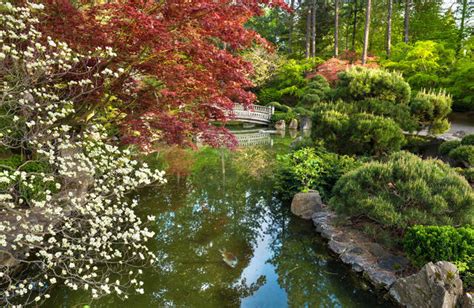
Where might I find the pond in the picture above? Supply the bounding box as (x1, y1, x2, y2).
(44, 134, 390, 307)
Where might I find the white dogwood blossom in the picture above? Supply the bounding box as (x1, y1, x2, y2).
(0, 2, 165, 306)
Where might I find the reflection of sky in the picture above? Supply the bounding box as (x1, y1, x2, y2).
(240, 207, 288, 308)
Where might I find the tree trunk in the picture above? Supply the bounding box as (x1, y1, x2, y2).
(311, 0, 316, 57)
(305, 3, 311, 58)
(288, 0, 296, 53)
(351, 0, 358, 51)
(403, 0, 410, 43)
(386, 0, 392, 57)
(334, 0, 339, 57)
(458, 0, 468, 51)
(361, 0, 371, 64)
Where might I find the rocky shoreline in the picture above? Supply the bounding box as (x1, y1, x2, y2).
(291, 191, 474, 308)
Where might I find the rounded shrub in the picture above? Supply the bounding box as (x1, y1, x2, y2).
(403, 225, 474, 289)
(449, 145, 474, 167)
(336, 66, 411, 105)
(462, 134, 474, 146)
(409, 89, 452, 134)
(439, 140, 461, 156)
(330, 151, 474, 229)
(313, 111, 405, 156)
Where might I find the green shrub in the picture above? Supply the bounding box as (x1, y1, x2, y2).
(313, 111, 405, 156)
(258, 58, 323, 106)
(409, 89, 452, 134)
(258, 87, 282, 104)
(462, 134, 474, 146)
(449, 145, 474, 167)
(461, 168, 474, 183)
(439, 140, 461, 156)
(403, 225, 474, 288)
(271, 111, 296, 123)
(445, 59, 474, 111)
(383, 41, 455, 90)
(300, 75, 331, 107)
(268, 101, 292, 112)
(330, 151, 474, 229)
(336, 66, 411, 105)
(348, 113, 406, 156)
(275, 147, 360, 200)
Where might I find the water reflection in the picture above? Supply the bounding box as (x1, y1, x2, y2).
(45, 146, 389, 307)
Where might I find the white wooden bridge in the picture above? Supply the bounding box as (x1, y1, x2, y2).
(228, 104, 274, 125)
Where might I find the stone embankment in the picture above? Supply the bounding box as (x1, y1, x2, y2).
(291, 191, 473, 308)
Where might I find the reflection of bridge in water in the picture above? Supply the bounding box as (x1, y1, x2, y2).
(228, 104, 274, 125)
(232, 129, 273, 147)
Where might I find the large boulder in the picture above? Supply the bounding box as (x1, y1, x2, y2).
(275, 120, 285, 131)
(300, 116, 312, 131)
(389, 261, 464, 308)
(289, 118, 298, 130)
(291, 191, 323, 219)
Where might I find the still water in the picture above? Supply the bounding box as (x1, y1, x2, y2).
(45, 139, 388, 307)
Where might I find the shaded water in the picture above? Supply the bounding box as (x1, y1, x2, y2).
(45, 137, 389, 307)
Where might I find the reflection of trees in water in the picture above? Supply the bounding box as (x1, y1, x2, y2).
(134, 148, 275, 306)
(267, 207, 388, 308)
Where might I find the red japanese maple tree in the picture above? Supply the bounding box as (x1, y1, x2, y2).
(39, 0, 287, 149)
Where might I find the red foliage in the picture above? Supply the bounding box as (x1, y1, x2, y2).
(39, 0, 288, 149)
(307, 52, 379, 85)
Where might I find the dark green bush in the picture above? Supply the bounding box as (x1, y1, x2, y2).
(300, 75, 331, 107)
(275, 147, 360, 200)
(409, 89, 452, 134)
(462, 168, 474, 183)
(268, 101, 292, 112)
(462, 134, 474, 146)
(439, 140, 461, 156)
(258, 87, 281, 104)
(449, 145, 474, 167)
(271, 111, 296, 123)
(257, 58, 323, 106)
(403, 225, 473, 288)
(446, 59, 474, 111)
(313, 111, 405, 156)
(336, 66, 411, 105)
(330, 151, 474, 229)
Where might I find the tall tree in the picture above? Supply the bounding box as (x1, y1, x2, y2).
(288, 0, 296, 53)
(458, 0, 469, 51)
(404, 0, 411, 43)
(311, 0, 317, 57)
(386, 0, 393, 57)
(362, 0, 372, 64)
(351, 0, 359, 50)
(306, 3, 312, 58)
(334, 0, 340, 57)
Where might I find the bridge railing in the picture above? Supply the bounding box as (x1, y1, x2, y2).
(228, 104, 274, 124)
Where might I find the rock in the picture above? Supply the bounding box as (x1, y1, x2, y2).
(291, 191, 323, 219)
(300, 116, 312, 131)
(312, 210, 340, 239)
(328, 239, 350, 255)
(289, 118, 298, 130)
(275, 120, 285, 130)
(389, 261, 464, 308)
(462, 292, 473, 308)
(340, 246, 371, 273)
(364, 265, 397, 289)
